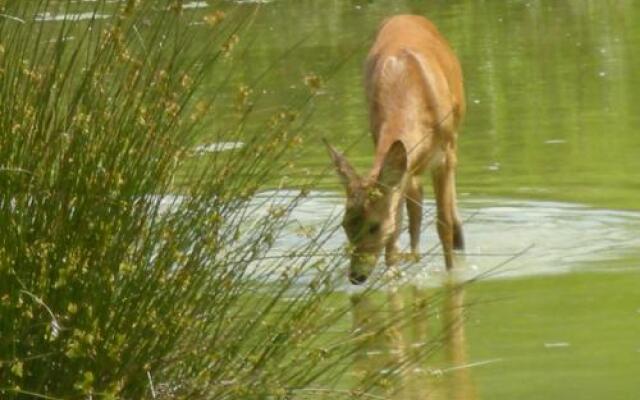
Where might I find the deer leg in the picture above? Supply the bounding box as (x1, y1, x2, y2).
(406, 175, 423, 257)
(385, 203, 404, 267)
(432, 165, 456, 270)
(451, 174, 465, 250)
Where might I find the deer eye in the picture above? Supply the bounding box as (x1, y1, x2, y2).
(368, 222, 380, 234)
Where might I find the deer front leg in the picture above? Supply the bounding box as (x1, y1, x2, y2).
(384, 202, 404, 267)
(432, 165, 456, 270)
(406, 175, 423, 257)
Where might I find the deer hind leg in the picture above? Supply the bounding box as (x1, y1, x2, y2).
(406, 175, 423, 256)
(432, 164, 457, 270)
(451, 174, 465, 250)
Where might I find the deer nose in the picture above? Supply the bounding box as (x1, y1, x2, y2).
(349, 272, 368, 285)
(349, 252, 377, 285)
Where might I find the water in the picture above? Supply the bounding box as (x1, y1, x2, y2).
(231, 1, 640, 398)
(26, 1, 640, 398)
(272, 193, 640, 282)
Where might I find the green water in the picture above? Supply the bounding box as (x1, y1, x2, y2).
(221, 0, 640, 210)
(226, 1, 640, 398)
(341, 273, 639, 400)
(467, 271, 639, 399)
(27, 1, 640, 398)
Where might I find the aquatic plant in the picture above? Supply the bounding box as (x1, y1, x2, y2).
(0, 1, 450, 399)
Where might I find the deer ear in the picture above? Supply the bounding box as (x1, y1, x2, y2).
(379, 140, 407, 189)
(323, 138, 359, 188)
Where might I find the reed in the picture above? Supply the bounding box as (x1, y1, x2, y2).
(0, 1, 449, 399)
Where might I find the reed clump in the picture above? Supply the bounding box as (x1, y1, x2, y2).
(0, 1, 445, 399)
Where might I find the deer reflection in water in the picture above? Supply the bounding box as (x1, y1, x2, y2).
(350, 281, 477, 400)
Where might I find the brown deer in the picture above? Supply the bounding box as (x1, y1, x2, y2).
(325, 15, 465, 284)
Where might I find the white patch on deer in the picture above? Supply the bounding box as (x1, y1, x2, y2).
(382, 55, 407, 77)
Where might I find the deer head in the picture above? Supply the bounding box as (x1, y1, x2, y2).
(324, 139, 408, 284)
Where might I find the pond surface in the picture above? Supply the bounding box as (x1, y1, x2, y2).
(27, 0, 640, 398)
(231, 1, 640, 398)
(272, 192, 640, 283)
(228, 0, 640, 209)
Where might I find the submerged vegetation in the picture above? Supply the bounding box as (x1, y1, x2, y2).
(0, 1, 456, 398)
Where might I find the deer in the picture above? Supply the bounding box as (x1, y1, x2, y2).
(324, 15, 466, 284)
